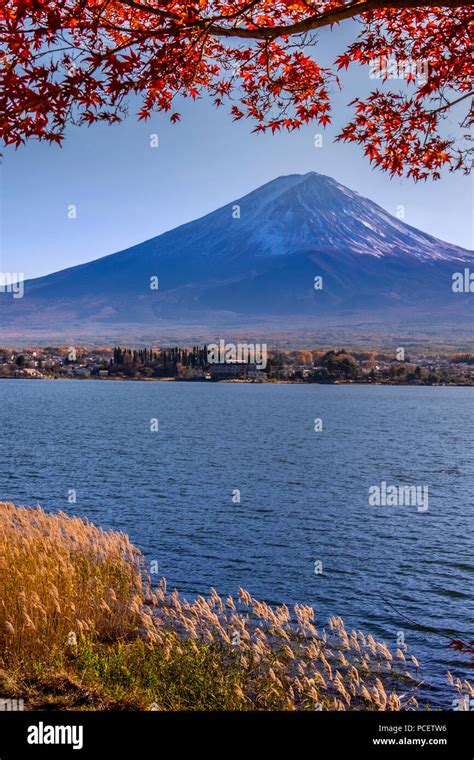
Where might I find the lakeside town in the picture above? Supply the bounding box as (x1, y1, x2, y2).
(1, 344, 473, 385)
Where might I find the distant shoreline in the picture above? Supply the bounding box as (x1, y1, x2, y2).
(0, 375, 472, 387)
(3, 344, 473, 385)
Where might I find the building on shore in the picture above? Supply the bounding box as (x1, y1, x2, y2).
(209, 362, 263, 380)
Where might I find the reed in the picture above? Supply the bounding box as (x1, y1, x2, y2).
(0, 501, 144, 661)
(0, 502, 469, 711)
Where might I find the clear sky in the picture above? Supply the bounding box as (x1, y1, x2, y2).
(0, 23, 472, 281)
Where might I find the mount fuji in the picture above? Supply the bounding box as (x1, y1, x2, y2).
(1, 172, 472, 344)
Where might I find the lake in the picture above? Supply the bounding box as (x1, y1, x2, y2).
(1, 379, 472, 708)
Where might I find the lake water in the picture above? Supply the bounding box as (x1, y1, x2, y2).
(1, 379, 472, 708)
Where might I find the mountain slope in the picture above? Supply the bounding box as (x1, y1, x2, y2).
(1, 172, 472, 341)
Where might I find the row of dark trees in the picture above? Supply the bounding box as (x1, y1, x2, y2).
(112, 346, 210, 369)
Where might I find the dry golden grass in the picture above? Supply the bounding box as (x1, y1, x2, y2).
(0, 501, 144, 661)
(0, 502, 470, 711)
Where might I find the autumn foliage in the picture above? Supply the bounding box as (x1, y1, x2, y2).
(0, 1, 472, 178)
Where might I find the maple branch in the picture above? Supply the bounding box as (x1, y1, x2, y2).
(428, 90, 473, 116)
(381, 596, 474, 666)
(1, 0, 471, 177)
(116, 0, 474, 40)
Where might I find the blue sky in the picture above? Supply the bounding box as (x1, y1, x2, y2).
(0, 23, 471, 280)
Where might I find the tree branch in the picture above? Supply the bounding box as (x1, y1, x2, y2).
(116, 0, 474, 40)
(428, 90, 473, 116)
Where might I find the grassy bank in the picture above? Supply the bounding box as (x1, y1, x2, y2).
(0, 502, 471, 711)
